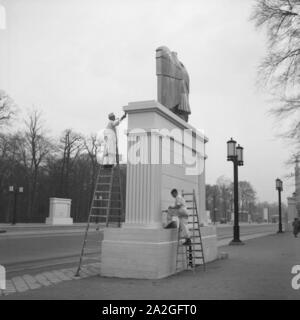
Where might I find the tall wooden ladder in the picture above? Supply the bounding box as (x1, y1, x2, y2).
(175, 190, 206, 272)
(75, 156, 124, 277)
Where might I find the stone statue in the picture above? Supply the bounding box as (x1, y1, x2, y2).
(156, 46, 191, 122)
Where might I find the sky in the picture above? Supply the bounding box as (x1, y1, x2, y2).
(0, 0, 296, 203)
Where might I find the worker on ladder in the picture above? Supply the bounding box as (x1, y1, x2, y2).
(102, 112, 126, 167)
(168, 188, 191, 245)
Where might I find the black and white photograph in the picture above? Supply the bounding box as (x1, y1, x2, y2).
(0, 0, 300, 304)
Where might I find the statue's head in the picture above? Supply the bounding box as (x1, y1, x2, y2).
(108, 113, 115, 121)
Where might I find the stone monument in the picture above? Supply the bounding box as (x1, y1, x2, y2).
(46, 198, 73, 225)
(156, 46, 191, 122)
(100, 47, 218, 279)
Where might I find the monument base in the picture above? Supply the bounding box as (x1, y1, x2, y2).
(101, 226, 217, 279)
(45, 198, 73, 225)
(45, 217, 73, 225)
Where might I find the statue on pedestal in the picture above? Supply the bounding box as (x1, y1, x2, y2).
(156, 46, 191, 122)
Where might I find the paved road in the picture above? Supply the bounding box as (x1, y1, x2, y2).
(0, 223, 277, 277)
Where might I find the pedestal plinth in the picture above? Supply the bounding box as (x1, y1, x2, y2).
(100, 100, 218, 279)
(45, 198, 73, 225)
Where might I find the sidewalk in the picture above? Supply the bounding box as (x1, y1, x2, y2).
(1, 232, 299, 300)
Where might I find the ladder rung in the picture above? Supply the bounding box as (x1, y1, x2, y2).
(95, 191, 121, 194)
(90, 214, 121, 217)
(93, 199, 121, 202)
(92, 207, 121, 210)
(89, 215, 107, 218)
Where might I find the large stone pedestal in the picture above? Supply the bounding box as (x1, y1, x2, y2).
(101, 226, 217, 279)
(46, 198, 73, 225)
(101, 100, 218, 279)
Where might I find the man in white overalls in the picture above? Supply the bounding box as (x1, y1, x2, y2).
(102, 112, 126, 167)
(168, 188, 191, 245)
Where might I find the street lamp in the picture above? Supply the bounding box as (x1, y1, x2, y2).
(275, 178, 283, 233)
(9, 185, 24, 225)
(227, 138, 244, 245)
(213, 208, 218, 224)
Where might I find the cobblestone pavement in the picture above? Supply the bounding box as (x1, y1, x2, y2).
(0, 263, 101, 297)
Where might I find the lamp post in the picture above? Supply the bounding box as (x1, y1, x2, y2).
(213, 208, 218, 224)
(275, 178, 283, 233)
(9, 185, 24, 225)
(227, 138, 244, 245)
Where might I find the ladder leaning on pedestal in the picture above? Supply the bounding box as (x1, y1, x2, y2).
(175, 189, 206, 272)
(75, 147, 124, 277)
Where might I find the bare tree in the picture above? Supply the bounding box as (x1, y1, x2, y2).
(24, 109, 53, 219)
(216, 176, 232, 221)
(0, 90, 16, 126)
(58, 129, 83, 197)
(206, 184, 221, 223)
(251, 0, 300, 156)
(83, 133, 100, 201)
(239, 181, 257, 219)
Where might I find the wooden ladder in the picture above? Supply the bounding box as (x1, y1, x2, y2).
(75, 152, 124, 277)
(175, 189, 206, 272)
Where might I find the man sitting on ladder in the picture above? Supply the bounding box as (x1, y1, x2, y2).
(168, 188, 191, 245)
(103, 112, 126, 167)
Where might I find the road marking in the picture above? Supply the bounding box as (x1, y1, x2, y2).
(59, 268, 77, 280)
(22, 274, 41, 290)
(42, 271, 62, 284)
(52, 270, 72, 281)
(11, 276, 30, 293)
(0, 263, 102, 297)
(35, 274, 52, 287)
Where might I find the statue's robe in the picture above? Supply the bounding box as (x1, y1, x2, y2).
(156, 46, 191, 122)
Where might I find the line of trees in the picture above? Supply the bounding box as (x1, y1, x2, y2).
(0, 90, 126, 223)
(206, 175, 285, 223)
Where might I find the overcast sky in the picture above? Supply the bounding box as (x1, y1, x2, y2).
(0, 0, 296, 203)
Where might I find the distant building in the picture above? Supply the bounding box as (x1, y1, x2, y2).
(263, 207, 269, 222)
